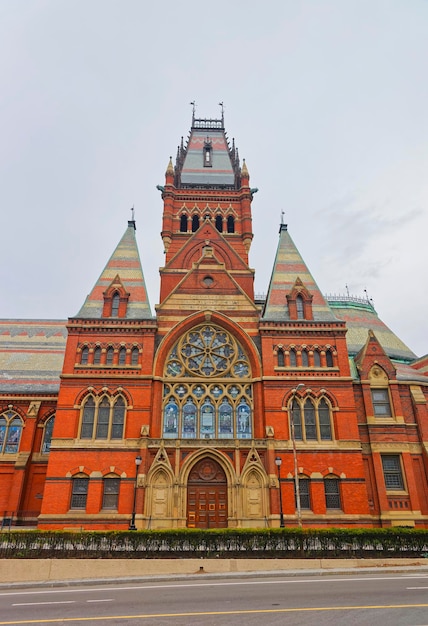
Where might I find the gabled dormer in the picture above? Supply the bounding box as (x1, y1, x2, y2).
(102, 275, 130, 318)
(286, 277, 314, 321)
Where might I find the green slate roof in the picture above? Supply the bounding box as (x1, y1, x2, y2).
(0, 320, 66, 393)
(328, 297, 417, 362)
(76, 222, 152, 319)
(262, 225, 338, 322)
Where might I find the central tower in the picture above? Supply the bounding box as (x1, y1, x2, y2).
(156, 113, 259, 339)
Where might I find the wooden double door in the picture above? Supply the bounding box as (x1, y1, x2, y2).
(187, 458, 228, 528)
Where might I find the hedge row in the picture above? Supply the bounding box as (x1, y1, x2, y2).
(1, 528, 428, 559)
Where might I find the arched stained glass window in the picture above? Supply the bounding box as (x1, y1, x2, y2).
(289, 348, 297, 367)
(81, 397, 96, 439)
(106, 346, 114, 365)
(277, 349, 285, 367)
(304, 399, 316, 440)
(80, 395, 126, 440)
(0, 412, 23, 454)
(162, 324, 252, 439)
(119, 347, 126, 366)
(313, 350, 321, 367)
(42, 415, 55, 453)
(80, 346, 89, 365)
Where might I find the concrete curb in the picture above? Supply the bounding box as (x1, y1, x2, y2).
(1, 558, 428, 588)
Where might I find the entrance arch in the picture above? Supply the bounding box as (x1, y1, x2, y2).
(187, 458, 228, 528)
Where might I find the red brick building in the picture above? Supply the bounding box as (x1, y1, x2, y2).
(1, 113, 428, 529)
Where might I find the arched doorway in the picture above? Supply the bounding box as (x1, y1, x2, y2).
(187, 458, 228, 528)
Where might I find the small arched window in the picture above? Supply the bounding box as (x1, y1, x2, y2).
(326, 349, 334, 368)
(131, 347, 139, 366)
(301, 349, 309, 367)
(319, 398, 332, 439)
(192, 215, 200, 232)
(118, 347, 126, 366)
(289, 348, 297, 367)
(93, 346, 101, 365)
(324, 477, 341, 509)
(227, 215, 235, 233)
(215, 215, 223, 232)
(313, 350, 321, 367)
(180, 214, 188, 232)
(296, 295, 304, 319)
(106, 346, 114, 365)
(80, 346, 89, 365)
(42, 415, 55, 454)
(70, 476, 89, 509)
(277, 349, 285, 367)
(297, 477, 311, 510)
(102, 476, 120, 509)
(111, 292, 120, 317)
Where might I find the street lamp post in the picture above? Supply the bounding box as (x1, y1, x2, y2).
(290, 383, 305, 527)
(129, 455, 142, 531)
(275, 456, 284, 528)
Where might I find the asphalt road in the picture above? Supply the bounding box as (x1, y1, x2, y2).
(0, 572, 428, 625)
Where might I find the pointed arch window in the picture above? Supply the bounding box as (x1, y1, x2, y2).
(180, 214, 188, 232)
(313, 350, 321, 367)
(80, 346, 89, 365)
(301, 349, 309, 367)
(289, 348, 297, 367)
(192, 215, 200, 232)
(215, 215, 223, 232)
(80, 395, 125, 440)
(93, 346, 101, 365)
(227, 215, 235, 233)
(106, 346, 114, 365)
(42, 415, 55, 454)
(131, 347, 139, 366)
(296, 295, 304, 319)
(291, 397, 333, 442)
(111, 292, 120, 317)
(277, 349, 285, 367)
(118, 347, 126, 366)
(0, 411, 23, 454)
(326, 349, 334, 368)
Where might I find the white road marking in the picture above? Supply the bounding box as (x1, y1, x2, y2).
(2, 574, 428, 598)
(86, 598, 113, 603)
(407, 586, 428, 589)
(12, 600, 75, 606)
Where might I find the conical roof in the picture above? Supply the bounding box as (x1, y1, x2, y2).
(76, 221, 152, 319)
(262, 224, 337, 322)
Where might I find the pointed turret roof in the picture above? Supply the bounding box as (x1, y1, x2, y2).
(76, 221, 152, 319)
(262, 224, 337, 322)
(175, 116, 241, 188)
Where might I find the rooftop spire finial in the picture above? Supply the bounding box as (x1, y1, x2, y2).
(190, 100, 196, 124)
(130, 205, 135, 221)
(166, 156, 174, 176)
(218, 101, 224, 122)
(281, 210, 285, 225)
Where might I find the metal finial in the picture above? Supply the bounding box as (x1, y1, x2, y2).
(190, 101, 196, 123)
(218, 101, 224, 120)
(281, 210, 285, 225)
(345, 284, 349, 297)
(130, 205, 135, 221)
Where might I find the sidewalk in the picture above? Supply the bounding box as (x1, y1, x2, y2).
(1, 558, 428, 587)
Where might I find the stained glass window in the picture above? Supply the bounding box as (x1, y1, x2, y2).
(163, 325, 252, 439)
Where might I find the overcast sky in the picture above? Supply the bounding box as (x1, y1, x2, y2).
(1, 0, 427, 357)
